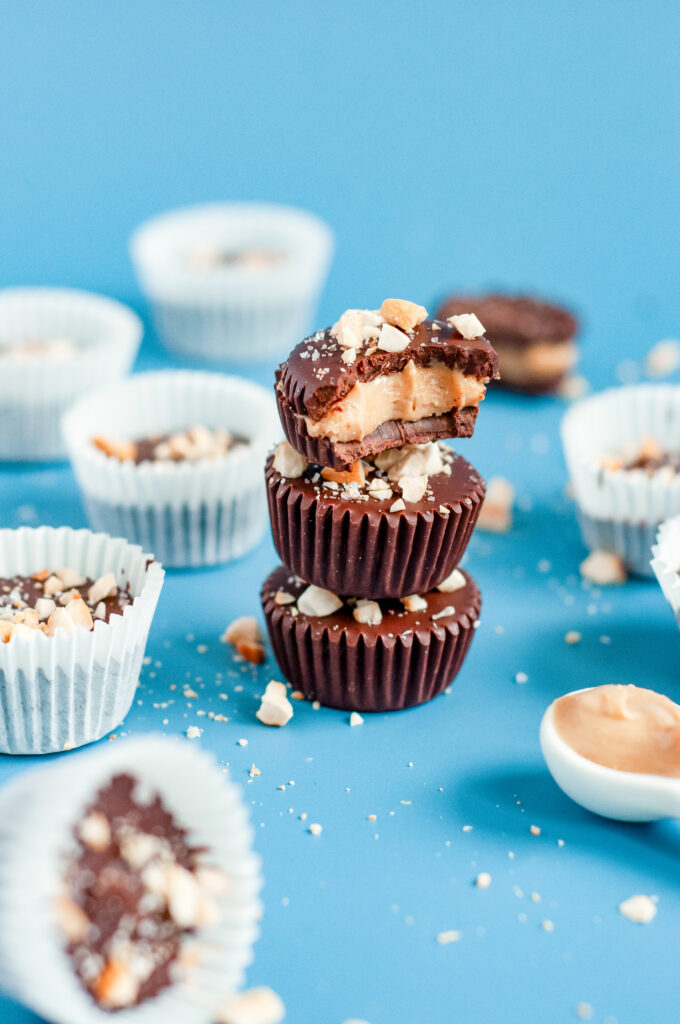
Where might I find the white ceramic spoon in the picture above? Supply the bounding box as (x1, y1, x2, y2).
(540, 689, 680, 822)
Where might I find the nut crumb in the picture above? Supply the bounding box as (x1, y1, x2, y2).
(436, 929, 462, 945)
(580, 550, 627, 586)
(618, 893, 657, 924)
(215, 986, 285, 1024)
(349, 711, 364, 727)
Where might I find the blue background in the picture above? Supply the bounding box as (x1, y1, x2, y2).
(1, 2, 680, 1022)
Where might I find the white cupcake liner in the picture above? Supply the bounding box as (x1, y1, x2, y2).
(0, 526, 164, 754)
(651, 516, 680, 625)
(0, 288, 142, 461)
(63, 370, 280, 568)
(562, 385, 680, 576)
(0, 735, 262, 1024)
(130, 202, 333, 362)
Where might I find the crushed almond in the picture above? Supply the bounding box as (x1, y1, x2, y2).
(352, 599, 382, 626)
(256, 680, 294, 727)
(579, 550, 627, 586)
(402, 594, 427, 613)
(436, 568, 466, 593)
(447, 312, 485, 340)
(377, 322, 411, 353)
(272, 440, 307, 479)
(93, 437, 138, 462)
(321, 462, 366, 486)
(221, 616, 264, 647)
(297, 585, 343, 617)
(380, 298, 428, 332)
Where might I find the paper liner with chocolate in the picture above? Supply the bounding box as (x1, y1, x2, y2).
(436, 293, 578, 395)
(266, 441, 485, 598)
(261, 564, 481, 712)
(275, 300, 498, 469)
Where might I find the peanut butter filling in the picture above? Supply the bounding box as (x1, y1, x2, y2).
(554, 684, 680, 778)
(304, 360, 487, 443)
(497, 339, 576, 384)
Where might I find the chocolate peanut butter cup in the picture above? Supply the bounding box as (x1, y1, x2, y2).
(261, 564, 481, 711)
(436, 293, 578, 396)
(266, 441, 485, 598)
(275, 301, 498, 469)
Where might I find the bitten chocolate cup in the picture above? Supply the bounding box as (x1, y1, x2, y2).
(261, 565, 481, 712)
(265, 446, 485, 598)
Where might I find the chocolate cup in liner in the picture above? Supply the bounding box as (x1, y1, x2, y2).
(63, 370, 280, 569)
(130, 202, 333, 362)
(265, 449, 485, 598)
(276, 390, 479, 470)
(261, 564, 481, 712)
(0, 735, 261, 1024)
(562, 385, 680, 576)
(0, 526, 164, 754)
(652, 516, 680, 622)
(0, 288, 142, 461)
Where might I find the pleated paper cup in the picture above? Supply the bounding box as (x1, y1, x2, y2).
(561, 385, 680, 577)
(651, 516, 680, 627)
(0, 526, 163, 754)
(0, 735, 262, 1024)
(0, 287, 142, 461)
(63, 370, 280, 568)
(130, 202, 333, 362)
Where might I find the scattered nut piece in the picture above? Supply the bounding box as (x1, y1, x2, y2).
(32, 568, 50, 582)
(272, 440, 307, 479)
(530, 824, 541, 836)
(222, 616, 264, 646)
(79, 812, 111, 851)
(215, 986, 286, 1024)
(389, 498, 406, 513)
(297, 584, 343, 617)
(349, 711, 364, 727)
(402, 594, 427, 613)
(274, 590, 296, 606)
(236, 641, 267, 665)
(322, 461, 365, 486)
(380, 298, 427, 332)
(352, 599, 382, 626)
(475, 872, 492, 889)
(55, 892, 90, 943)
(432, 605, 455, 621)
(447, 312, 485, 340)
(341, 347, 357, 365)
(66, 598, 94, 631)
(43, 575, 63, 597)
(256, 680, 294, 727)
(35, 596, 56, 620)
(579, 550, 627, 586)
(186, 725, 202, 740)
(308, 823, 323, 836)
(645, 338, 680, 378)
(331, 309, 364, 349)
(94, 601, 107, 620)
(88, 572, 117, 605)
(93, 437, 138, 462)
(436, 929, 462, 945)
(541, 919, 555, 932)
(399, 475, 428, 503)
(56, 567, 86, 589)
(619, 893, 657, 924)
(437, 568, 466, 593)
(477, 477, 514, 533)
(44, 607, 77, 637)
(565, 630, 582, 645)
(93, 959, 140, 1009)
(377, 323, 411, 353)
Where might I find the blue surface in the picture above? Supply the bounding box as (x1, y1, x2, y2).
(1, 3, 680, 1022)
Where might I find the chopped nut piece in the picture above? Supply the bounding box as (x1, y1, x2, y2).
(256, 680, 294, 727)
(66, 598, 94, 631)
(0, 621, 13, 643)
(436, 929, 462, 945)
(78, 812, 111, 851)
(272, 439, 307, 479)
(166, 863, 202, 927)
(93, 437, 138, 462)
(186, 725, 202, 739)
(390, 498, 406, 513)
(297, 585, 343, 617)
(322, 461, 366, 486)
(56, 567, 86, 590)
(645, 338, 680, 379)
(35, 596, 56, 620)
(215, 986, 286, 1024)
(380, 298, 428, 332)
(377, 323, 411, 353)
(402, 594, 427, 613)
(352, 599, 383, 626)
(32, 568, 50, 582)
(222, 616, 264, 646)
(378, 441, 445, 481)
(447, 312, 485, 340)
(308, 822, 323, 836)
(477, 477, 514, 533)
(399, 474, 428, 503)
(274, 590, 296, 606)
(530, 824, 541, 836)
(331, 309, 364, 349)
(55, 892, 90, 943)
(432, 605, 455, 620)
(43, 575, 63, 597)
(564, 630, 582, 645)
(88, 572, 117, 605)
(236, 641, 267, 664)
(94, 601, 107, 620)
(341, 347, 357, 365)
(11, 622, 36, 641)
(475, 872, 492, 889)
(619, 893, 657, 923)
(93, 959, 140, 1009)
(44, 607, 78, 637)
(437, 568, 466, 593)
(349, 711, 364, 727)
(579, 550, 627, 586)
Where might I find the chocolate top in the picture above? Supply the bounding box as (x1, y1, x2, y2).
(266, 443, 484, 515)
(436, 294, 578, 348)
(263, 565, 480, 637)
(61, 772, 227, 1012)
(276, 319, 498, 421)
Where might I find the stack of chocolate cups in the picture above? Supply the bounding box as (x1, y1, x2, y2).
(260, 299, 499, 712)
